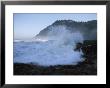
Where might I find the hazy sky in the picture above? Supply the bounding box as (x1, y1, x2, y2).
(14, 13, 97, 40)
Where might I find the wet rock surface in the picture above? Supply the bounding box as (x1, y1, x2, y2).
(14, 40, 97, 75)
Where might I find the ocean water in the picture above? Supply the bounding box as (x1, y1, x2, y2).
(14, 29, 84, 66)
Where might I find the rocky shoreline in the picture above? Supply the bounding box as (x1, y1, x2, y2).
(14, 40, 97, 75)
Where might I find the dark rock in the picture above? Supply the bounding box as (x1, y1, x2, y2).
(14, 40, 97, 75)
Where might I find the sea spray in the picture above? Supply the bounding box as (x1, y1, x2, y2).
(14, 26, 84, 66)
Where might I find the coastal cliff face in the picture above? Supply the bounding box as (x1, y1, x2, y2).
(35, 20, 97, 40)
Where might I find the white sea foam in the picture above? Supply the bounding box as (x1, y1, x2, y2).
(14, 27, 84, 66)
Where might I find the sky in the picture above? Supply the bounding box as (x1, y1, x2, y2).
(14, 13, 97, 40)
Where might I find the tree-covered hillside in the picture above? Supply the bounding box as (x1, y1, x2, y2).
(35, 20, 97, 40)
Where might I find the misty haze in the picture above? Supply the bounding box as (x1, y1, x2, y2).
(14, 13, 97, 75)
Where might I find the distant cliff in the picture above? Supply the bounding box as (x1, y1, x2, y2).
(35, 20, 97, 40)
